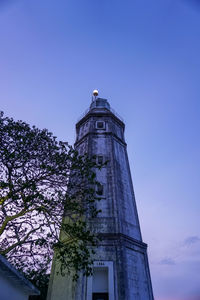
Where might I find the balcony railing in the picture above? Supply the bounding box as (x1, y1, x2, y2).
(77, 106, 124, 123)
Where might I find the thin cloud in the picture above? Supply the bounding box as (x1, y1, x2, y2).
(159, 258, 176, 265)
(183, 236, 200, 246)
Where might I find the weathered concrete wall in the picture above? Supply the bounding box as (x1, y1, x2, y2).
(47, 241, 153, 300)
(47, 99, 154, 300)
(75, 112, 142, 241)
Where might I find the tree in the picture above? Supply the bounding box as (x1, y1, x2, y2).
(0, 111, 101, 297)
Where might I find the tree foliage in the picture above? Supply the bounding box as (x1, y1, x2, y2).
(0, 112, 101, 295)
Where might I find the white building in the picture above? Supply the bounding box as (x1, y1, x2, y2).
(0, 254, 40, 300)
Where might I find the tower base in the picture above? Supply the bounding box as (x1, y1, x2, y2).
(47, 234, 154, 300)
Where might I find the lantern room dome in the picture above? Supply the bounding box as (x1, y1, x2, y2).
(90, 97, 111, 110)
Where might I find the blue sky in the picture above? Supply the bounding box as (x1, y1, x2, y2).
(0, 1, 200, 299)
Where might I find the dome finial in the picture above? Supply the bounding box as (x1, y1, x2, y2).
(93, 89, 98, 97)
(92, 89, 99, 102)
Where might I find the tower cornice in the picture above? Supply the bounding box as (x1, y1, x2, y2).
(76, 109, 125, 130)
(74, 131, 127, 148)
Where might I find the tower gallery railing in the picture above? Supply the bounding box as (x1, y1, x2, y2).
(77, 106, 124, 123)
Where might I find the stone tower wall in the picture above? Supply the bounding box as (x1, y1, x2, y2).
(47, 99, 154, 300)
(75, 112, 142, 241)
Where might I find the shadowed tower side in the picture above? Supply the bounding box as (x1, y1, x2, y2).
(47, 91, 154, 300)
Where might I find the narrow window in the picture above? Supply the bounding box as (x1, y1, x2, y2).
(97, 155, 103, 165)
(96, 184, 103, 196)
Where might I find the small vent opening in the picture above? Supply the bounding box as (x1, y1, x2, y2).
(96, 121, 105, 129)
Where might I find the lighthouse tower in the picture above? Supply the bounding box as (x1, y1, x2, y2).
(47, 91, 154, 300)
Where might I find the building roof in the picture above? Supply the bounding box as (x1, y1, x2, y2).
(0, 254, 40, 295)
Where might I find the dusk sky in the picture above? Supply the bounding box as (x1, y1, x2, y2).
(0, 1, 200, 299)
